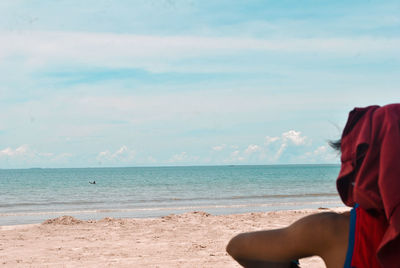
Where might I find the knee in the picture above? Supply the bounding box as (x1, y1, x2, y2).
(226, 233, 246, 258)
(311, 212, 349, 238)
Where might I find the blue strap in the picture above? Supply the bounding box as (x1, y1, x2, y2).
(291, 259, 300, 267)
(344, 205, 358, 268)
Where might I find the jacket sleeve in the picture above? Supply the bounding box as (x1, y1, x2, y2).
(376, 110, 400, 267)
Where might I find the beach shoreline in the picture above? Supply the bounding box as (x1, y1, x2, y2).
(0, 207, 349, 267)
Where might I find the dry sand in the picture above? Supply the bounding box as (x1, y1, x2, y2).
(0, 208, 349, 267)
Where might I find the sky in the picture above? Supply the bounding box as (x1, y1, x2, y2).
(0, 0, 399, 168)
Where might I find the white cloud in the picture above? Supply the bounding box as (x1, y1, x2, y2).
(265, 136, 279, 145)
(212, 144, 226, 151)
(274, 143, 288, 160)
(305, 145, 331, 158)
(0, 145, 31, 157)
(213, 130, 309, 163)
(0, 145, 56, 159)
(1, 31, 399, 72)
(282, 130, 307, 145)
(112, 145, 130, 158)
(263, 130, 308, 161)
(98, 151, 110, 157)
(244, 144, 261, 154)
(224, 150, 245, 163)
(96, 145, 135, 163)
(168, 152, 200, 164)
(169, 152, 188, 162)
(313, 145, 327, 155)
(0, 145, 72, 168)
(299, 145, 339, 163)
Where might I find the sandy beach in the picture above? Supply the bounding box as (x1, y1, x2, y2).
(0, 207, 349, 267)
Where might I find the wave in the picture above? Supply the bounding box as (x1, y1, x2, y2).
(230, 193, 338, 199)
(0, 200, 342, 217)
(0, 200, 105, 208)
(0, 192, 338, 209)
(0, 192, 339, 210)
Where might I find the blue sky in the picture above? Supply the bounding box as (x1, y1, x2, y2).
(0, 0, 399, 168)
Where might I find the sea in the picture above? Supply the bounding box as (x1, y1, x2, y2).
(0, 165, 344, 226)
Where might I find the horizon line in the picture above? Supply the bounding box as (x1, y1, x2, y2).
(0, 163, 341, 171)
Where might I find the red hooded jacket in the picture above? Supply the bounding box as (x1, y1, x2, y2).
(337, 103, 400, 267)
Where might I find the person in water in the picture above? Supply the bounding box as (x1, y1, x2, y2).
(226, 104, 400, 268)
(89, 181, 96, 184)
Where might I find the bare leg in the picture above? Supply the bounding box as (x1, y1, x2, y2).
(233, 259, 298, 268)
(227, 212, 350, 268)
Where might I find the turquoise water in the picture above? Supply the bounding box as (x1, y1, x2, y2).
(0, 165, 343, 225)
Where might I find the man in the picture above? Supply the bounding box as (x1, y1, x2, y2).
(227, 104, 400, 267)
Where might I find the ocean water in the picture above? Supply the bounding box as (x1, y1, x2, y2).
(0, 165, 343, 225)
